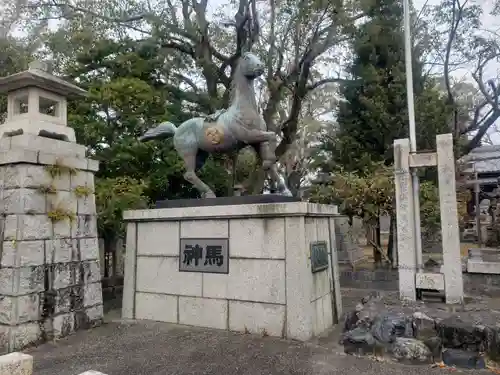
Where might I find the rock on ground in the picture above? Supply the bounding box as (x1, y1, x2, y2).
(340, 291, 500, 367)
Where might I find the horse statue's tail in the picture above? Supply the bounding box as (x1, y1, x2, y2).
(138, 121, 177, 142)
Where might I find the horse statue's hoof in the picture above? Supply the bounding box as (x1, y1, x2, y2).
(202, 191, 217, 199)
(279, 188, 293, 197)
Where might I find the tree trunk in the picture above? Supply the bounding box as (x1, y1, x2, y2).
(104, 235, 118, 298)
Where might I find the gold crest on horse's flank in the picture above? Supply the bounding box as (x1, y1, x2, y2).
(205, 126, 224, 145)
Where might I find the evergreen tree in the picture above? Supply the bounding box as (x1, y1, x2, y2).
(314, 0, 452, 264)
(320, 0, 450, 174)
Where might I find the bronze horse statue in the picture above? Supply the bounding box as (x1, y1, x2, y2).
(138, 52, 291, 198)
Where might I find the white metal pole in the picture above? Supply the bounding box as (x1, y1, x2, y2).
(403, 0, 423, 270)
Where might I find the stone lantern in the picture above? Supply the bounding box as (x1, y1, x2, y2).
(0, 60, 86, 142)
(0, 61, 103, 354)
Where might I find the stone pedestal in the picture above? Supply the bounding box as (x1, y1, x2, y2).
(122, 201, 342, 341)
(0, 134, 103, 353)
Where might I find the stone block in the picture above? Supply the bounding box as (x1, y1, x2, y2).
(179, 296, 227, 329)
(72, 215, 97, 238)
(180, 219, 228, 238)
(85, 304, 103, 325)
(47, 190, 77, 215)
(229, 301, 285, 337)
(0, 150, 38, 167)
(0, 267, 44, 296)
(0, 352, 33, 375)
(5, 215, 52, 241)
(2, 165, 50, 189)
(285, 216, 313, 341)
(7, 133, 86, 158)
(415, 272, 444, 290)
(45, 238, 77, 263)
(135, 292, 177, 323)
(70, 171, 95, 190)
(52, 218, 71, 239)
(2, 189, 46, 214)
(125, 202, 337, 221)
(9, 323, 42, 351)
(122, 223, 137, 319)
(52, 263, 73, 289)
(3, 216, 18, 240)
(38, 152, 87, 172)
(79, 238, 99, 261)
(1, 240, 44, 267)
(137, 222, 179, 256)
(0, 294, 40, 325)
(136, 256, 202, 296)
(66, 285, 84, 311)
(52, 312, 74, 338)
(77, 194, 96, 215)
(467, 259, 500, 274)
(311, 267, 330, 302)
(54, 287, 72, 314)
(82, 261, 101, 284)
(83, 282, 103, 307)
(86, 159, 99, 172)
(202, 258, 285, 304)
(0, 328, 8, 354)
(312, 293, 333, 336)
(228, 218, 285, 259)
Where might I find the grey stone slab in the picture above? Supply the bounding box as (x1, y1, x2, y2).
(155, 194, 300, 208)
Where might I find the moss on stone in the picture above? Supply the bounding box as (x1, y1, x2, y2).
(74, 185, 93, 198)
(45, 158, 77, 178)
(37, 184, 57, 195)
(47, 206, 76, 222)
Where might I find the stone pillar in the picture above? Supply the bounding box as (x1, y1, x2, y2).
(0, 137, 104, 352)
(436, 133, 464, 303)
(394, 138, 417, 301)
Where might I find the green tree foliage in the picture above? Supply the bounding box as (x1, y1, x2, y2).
(320, 0, 451, 173)
(310, 162, 471, 263)
(0, 37, 33, 123)
(95, 176, 149, 243)
(65, 37, 231, 202)
(312, 0, 456, 263)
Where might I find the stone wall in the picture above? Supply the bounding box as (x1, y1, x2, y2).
(338, 265, 500, 297)
(0, 136, 103, 353)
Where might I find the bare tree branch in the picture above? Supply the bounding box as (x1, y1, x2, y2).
(306, 77, 351, 91)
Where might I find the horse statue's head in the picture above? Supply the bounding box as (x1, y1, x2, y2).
(238, 52, 265, 80)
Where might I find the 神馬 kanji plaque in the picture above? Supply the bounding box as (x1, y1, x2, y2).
(179, 238, 229, 274)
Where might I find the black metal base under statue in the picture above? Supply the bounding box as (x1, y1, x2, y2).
(154, 194, 300, 209)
